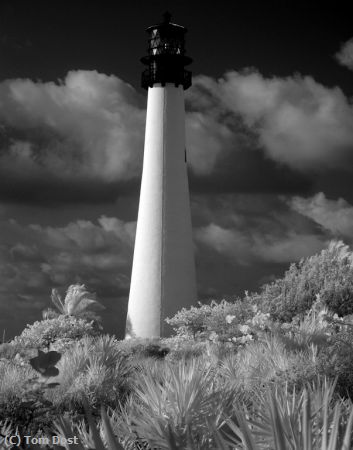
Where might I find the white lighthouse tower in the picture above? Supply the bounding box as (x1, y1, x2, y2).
(125, 12, 196, 339)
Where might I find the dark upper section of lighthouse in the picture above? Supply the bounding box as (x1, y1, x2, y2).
(141, 12, 192, 90)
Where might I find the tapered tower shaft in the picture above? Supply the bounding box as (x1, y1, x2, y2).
(125, 13, 196, 338)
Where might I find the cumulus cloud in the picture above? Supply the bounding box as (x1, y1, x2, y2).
(0, 70, 146, 182)
(192, 193, 327, 266)
(290, 192, 353, 240)
(0, 70, 241, 196)
(335, 38, 353, 71)
(186, 111, 235, 175)
(28, 216, 135, 284)
(2, 68, 350, 204)
(189, 71, 353, 172)
(195, 222, 325, 265)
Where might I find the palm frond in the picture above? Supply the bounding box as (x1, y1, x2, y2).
(51, 288, 66, 314)
(63, 284, 105, 317)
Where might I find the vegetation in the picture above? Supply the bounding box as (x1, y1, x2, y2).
(11, 315, 101, 350)
(252, 240, 353, 322)
(45, 335, 133, 413)
(1, 241, 353, 448)
(42, 284, 105, 324)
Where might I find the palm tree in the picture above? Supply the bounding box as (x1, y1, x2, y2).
(42, 284, 105, 323)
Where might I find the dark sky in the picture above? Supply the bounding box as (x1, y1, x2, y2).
(0, 0, 353, 339)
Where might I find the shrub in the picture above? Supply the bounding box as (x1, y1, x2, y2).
(46, 335, 133, 412)
(276, 297, 335, 351)
(217, 377, 353, 449)
(55, 375, 353, 450)
(0, 342, 20, 360)
(317, 320, 353, 399)
(165, 302, 213, 338)
(0, 360, 36, 401)
(226, 334, 293, 390)
(141, 343, 170, 359)
(166, 298, 256, 342)
(112, 358, 237, 449)
(0, 349, 62, 437)
(213, 329, 323, 400)
(114, 337, 174, 364)
(12, 315, 101, 350)
(253, 240, 353, 322)
(0, 395, 58, 437)
(164, 339, 209, 363)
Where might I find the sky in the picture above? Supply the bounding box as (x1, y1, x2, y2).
(0, 0, 352, 339)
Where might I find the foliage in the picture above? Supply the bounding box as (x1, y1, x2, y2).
(216, 378, 353, 449)
(217, 332, 317, 394)
(0, 349, 62, 437)
(275, 296, 335, 352)
(0, 359, 36, 401)
(165, 302, 214, 338)
(0, 395, 58, 438)
(101, 358, 237, 449)
(54, 377, 353, 450)
(113, 338, 175, 365)
(273, 300, 353, 399)
(164, 339, 209, 363)
(55, 399, 125, 450)
(140, 343, 170, 359)
(317, 320, 353, 399)
(165, 298, 258, 342)
(121, 360, 235, 449)
(4, 241, 353, 445)
(45, 335, 133, 412)
(253, 240, 353, 322)
(42, 284, 105, 323)
(12, 315, 101, 349)
(0, 342, 20, 360)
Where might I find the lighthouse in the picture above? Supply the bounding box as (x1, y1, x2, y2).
(125, 12, 197, 339)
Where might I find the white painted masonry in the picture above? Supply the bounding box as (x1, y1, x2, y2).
(126, 83, 196, 338)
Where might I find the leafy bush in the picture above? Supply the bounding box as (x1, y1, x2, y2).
(253, 240, 353, 322)
(165, 302, 213, 338)
(12, 315, 101, 350)
(166, 298, 257, 342)
(317, 320, 353, 399)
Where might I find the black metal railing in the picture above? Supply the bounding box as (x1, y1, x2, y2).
(141, 68, 192, 90)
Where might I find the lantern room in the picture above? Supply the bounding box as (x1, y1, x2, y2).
(141, 12, 192, 90)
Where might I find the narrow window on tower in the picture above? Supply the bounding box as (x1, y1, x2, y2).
(185, 148, 187, 163)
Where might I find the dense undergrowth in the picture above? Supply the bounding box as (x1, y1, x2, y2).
(0, 240, 353, 449)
